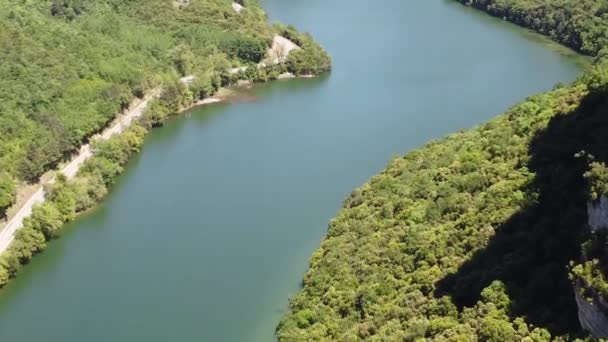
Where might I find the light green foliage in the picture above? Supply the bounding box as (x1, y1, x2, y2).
(275, 24, 331, 76)
(0, 266, 8, 288)
(6, 228, 46, 268)
(0, 122, 147, 287)
(0, 0, 331, 289)
(571, 260, 608, 299)
(584, 161, 608, 200)
(580, 58, 608, 92)
(169, 45, 196, 77)
(50, 0, 90, 20)
(24, 202, 64, 239)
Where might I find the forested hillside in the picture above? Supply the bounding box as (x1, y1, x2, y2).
(0, 0, 329, 219)
(277, 1, 608, 341)
(276, 80, 599, 342)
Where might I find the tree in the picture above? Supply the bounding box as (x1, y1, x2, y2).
(169, 45, 195, 77)
(25, 202, 64, 239)
(0, 173, 16, 217)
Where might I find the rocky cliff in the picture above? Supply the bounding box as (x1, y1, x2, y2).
(588, 195, 608, 232)
(575, 281, 608, 338)
(575, 195, 608, 337)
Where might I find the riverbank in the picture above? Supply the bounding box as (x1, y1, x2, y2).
(276, 1, 605, 341)
(0, 82, 254, 286)
(453, 0, 607, 57)
(0, 29, 326, 255)
(0, 29, 330, 288)
(0, 0, 584, 340)
(0, 90, 161, 256)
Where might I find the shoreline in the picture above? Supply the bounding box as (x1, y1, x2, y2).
(0, 71, 318, 281)
(0, 33, 309, 259)
(0, 90, 161, 255)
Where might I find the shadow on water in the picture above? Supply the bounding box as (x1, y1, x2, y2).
(443, 0, 591, 69)
(435, 89, 608, 335)
(245, 73, 331, 98)
(153, 74, 330, 143)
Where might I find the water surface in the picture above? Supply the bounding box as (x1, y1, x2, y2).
(0, 0, 583, 341)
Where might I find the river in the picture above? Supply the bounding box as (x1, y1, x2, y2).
(0, 1, 584, 341)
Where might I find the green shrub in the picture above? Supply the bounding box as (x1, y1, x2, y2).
(219, 36, 268, 63)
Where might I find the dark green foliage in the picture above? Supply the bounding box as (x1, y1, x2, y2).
(50, 0, 90, 20)
(219, 35, 268, 63)
(18, 111, 72, 182)
(277, 78, 608, 340)
(277, 2, 608, 340)
(25, 202, 64, 239)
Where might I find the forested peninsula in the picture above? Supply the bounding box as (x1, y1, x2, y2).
(0, 0, 329, 286)
(277, 1, 608, 341)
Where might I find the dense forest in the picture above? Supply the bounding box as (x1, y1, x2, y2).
(0, 8, 330, 287)
(0, 0, 330, 218)
(0, 0, 331, 287)
(277, 1, 608, 341)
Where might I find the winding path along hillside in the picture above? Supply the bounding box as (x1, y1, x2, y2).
(0, 35, 300, 257)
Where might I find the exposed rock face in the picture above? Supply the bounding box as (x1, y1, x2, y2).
(575, 282, 608, 338)
(232, 2, 244, 13)
(588, 195, 608, 232)
(266, 35, 301, 65)
(173, 0, 190, 9)
(575, 195, 608, 337)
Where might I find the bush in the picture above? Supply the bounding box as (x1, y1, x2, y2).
(24, 202, 64, 239)
(220, 36, 268, 63)
(282, 32, 331, 76)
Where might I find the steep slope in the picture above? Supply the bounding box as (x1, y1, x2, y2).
(0, 0, 330, 287)
(0, 0, 269, 216)
(277, 82, 595, 341)
(0, 0, 330, 218)
(277, 1, 608, 341)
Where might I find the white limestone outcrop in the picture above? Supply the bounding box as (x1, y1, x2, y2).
(575, 283, 608, 338)
(588, 195, 608, 232)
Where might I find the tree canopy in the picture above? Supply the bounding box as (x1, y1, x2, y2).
(0, 0, 330, 217)
(278, 1, 608, 340)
